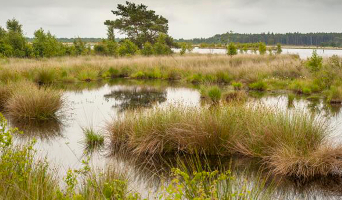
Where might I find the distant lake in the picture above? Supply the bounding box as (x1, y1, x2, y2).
(174, 47, 342, 59)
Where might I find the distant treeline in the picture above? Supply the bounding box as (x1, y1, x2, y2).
(177, 32, 342, 47)
(26, 38, 104, 43)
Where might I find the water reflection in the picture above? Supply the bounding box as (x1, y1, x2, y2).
(10, 118, 64, 141)
(108, 145, 342, 199)
(104, 86, 167, 112)
(9, 79, 342, 199)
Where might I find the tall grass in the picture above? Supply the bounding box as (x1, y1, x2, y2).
(5, 84, 63, 120)
(108, 104, 341, 178)
(0, 54, 303, 84)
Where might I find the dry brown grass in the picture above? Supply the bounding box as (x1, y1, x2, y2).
(5, 83, 63, 120)
(0, 54, 305, 84)
(107, 104, 342, 178)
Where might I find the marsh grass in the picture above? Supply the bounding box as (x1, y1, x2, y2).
(108, 104, 342, 178)
(325, 86, 342, 104)
(223, 90, 248, 103)
(82, 127, 105, 153)
(6, 84, 63, 121)
(0, 54, 303, 85)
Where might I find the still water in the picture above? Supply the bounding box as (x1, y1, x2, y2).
(9, 79, 342, 199)
(174, 47, 342, 59)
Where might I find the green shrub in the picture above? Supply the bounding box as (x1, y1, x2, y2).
(258, 42, 267, 55)
(118, 39, 138, 56)
(153, 33, 172, 55)
(227, 43, 237, 56)
(248, 81, 267, 91)
(141, 42, 154, 56)
(160, 168, 270, 200)
(307, 50, 323, 72)
(0, 113, 59, 199)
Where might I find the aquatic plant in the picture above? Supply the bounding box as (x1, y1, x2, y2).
(82, 127, 104, 151)
(5, 84, 63, 120)
(108, 104, 341, 178)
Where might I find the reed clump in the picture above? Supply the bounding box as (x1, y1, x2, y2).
(108, 104, 342, 178)
(5, 83, 63, 120)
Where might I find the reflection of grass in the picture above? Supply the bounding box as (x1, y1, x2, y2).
(108, 104, 342, 178)
(10, 118, 63, 141)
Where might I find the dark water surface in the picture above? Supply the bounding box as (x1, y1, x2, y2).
(10, 79, 342, 199)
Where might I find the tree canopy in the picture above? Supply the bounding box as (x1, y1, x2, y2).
(105, 1, 169, 48)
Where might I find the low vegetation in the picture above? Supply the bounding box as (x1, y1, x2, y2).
(6, 85, 63, 121)
(0, 113, 274, 199)
(108, 104, 342, 178)
(0, 51, 341, 104)
(82, 127, 105, 153)
(0, 81, 63, 121)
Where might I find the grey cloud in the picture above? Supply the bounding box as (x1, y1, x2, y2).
(0, 0, 341, 39)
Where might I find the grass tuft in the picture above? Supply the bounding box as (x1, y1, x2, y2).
(5, 84, 63, 121)
(82, 127, 105, 151)
(107, 104, 341, 178)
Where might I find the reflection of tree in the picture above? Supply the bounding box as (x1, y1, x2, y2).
(104, 87, 167, 112)
(10, 118, 63, 142)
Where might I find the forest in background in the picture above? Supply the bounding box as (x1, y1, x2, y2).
(177, 32, 342, 47)
(35, 32, 342, 47)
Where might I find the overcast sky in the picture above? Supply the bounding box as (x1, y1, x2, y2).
(0, 0, 341, 39)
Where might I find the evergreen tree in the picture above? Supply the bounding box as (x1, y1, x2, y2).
(227, 43, 237, 56)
